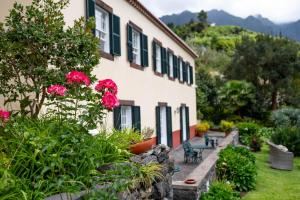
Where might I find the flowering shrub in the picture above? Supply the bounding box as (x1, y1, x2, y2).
(95, 79, 118, 94)
(66, 71, 91, 86)
(0, 109, 10, 125)
(47, 85, 67, 96)
(46, 71, 119, 129)
(220, 120, 234, 133)
(196, 122, 210, 133)
(101, 91, 119, 110)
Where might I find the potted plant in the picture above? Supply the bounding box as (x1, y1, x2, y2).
(220, 120, 234, 137)
(196, 121, 210, 137)
(130, 127, 155, 155)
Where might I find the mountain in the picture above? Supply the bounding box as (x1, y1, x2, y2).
(160, 10, 300, 41)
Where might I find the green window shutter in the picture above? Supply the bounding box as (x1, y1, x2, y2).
(111, 14, 121, 56)
(141, 34, 148, 67)
(132, 106, 141, 132)
(183, 62, 188, 82)
(180, 106, 183, 143)
(113, 106, 121, 130)
(152, 41, 157, 71)
(173, 55, 178, 78)
(166, 106, 173, 147)
(155, 106, 161, 144)
(86, 0, 95, 35)
(186, 107, 190, 140)
(189, 65, 194, 85)
(127, 24, 133, 62)
(161, 47, 167, 74)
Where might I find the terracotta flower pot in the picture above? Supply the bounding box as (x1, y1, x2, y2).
(196, 131, 206, 137)
(130, 138, 154, 155)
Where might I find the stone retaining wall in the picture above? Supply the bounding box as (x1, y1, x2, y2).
(172, 131, 239, 200)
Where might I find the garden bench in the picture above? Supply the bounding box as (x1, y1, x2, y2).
(267, 141, 294, 171)
(183, 141, 203, 163)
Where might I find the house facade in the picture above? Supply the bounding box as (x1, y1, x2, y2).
(0, 0, 198, 149)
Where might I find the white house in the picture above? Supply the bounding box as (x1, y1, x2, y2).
(0, 0, 198, 149)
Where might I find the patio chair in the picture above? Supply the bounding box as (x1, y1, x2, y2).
(183, 141, 203, 163)
(204, 134, 217, 148)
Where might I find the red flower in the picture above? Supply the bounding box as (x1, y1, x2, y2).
(0, 109, 10, 122)
(47, 85, 68, 96)
(66, 71, 91, 86)
(95, 79, 118, 94)
(102, 91, 119, 110)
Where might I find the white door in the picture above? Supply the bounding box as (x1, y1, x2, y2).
(182, 107, 187, 141)
(160, 106, 168, 145)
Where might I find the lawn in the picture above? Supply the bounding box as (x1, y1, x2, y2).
(243, 145, 300, 200)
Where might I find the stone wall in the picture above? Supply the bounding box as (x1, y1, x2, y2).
(173, 131, 239, 200)
(45, 145, 174, 200)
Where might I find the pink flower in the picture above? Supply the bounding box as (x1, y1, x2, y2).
(66, 71, 91, 86)
(95, 79, 118, 94)
(102, 91, 119, 110)
(0, 109, 10, 122)
(47, 85, 68, 96)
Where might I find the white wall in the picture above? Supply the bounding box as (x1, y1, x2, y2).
(0, 0, 197, 135)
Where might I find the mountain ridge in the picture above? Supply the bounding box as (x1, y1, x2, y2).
(160, 10, 300, 41)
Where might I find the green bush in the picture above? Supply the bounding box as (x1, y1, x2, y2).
(105, 129, 143, 150)
(0, 117, 129, 199)
(220, 120, 234, 133)
(271, 126, 300, 156)
(258, 127, 274, 141)
(271, 108, 300, 127)
(200, 181, 240, 200)
(236, 122, 260, 145)
(216, 146, 256, 192)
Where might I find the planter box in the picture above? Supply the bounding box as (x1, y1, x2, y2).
(130, 138, 155, 155)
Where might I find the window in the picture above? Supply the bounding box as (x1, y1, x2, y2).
(95, 6, 110, 53)
(187, 64, 191, 84)
(168, 53, 174, 78)
(132, 29, 141, 65)
(121, 106, 132, 130)
(156, 44, 162, 73)
(179, 60, 183, 81)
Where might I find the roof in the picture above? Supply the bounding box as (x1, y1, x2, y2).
(125, 0, 198, 59)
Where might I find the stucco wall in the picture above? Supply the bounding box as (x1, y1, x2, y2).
(0, 0, 197, 140)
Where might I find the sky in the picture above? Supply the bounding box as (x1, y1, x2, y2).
(139, 0, 300, 24)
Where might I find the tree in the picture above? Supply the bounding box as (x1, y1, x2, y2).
(0, 0, 99, 118)
(198, 10, 208, 24)
(226, 34, 300, 110)
(218, 80, 256, 116)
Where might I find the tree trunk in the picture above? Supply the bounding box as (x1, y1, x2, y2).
(271, 90, 278, 110)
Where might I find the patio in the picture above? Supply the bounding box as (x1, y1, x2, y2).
(170, 131, 225, 181)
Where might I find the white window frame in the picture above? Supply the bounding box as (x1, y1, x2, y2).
(156, 44, 162, 73)
(132, 29, 141, 65)
(121, 106, 132, 130)
(179, 60, 183, 81)
(95, 6, 110, 53)
(168, 53, 174, 78)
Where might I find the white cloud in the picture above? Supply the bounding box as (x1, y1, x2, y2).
(139, 0, 300, 23)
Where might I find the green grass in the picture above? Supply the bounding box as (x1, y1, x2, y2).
(243, 145, 300, 200)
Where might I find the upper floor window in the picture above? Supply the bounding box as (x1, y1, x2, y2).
(127, 23, 148, 67)
(132, 29, 141, 65)
(179, 59, 183, 82)
(168, 52, 174, 78)
(86, 0, 121, 59)
(95, 6, 110, 53)
(155, 44, 162, 73)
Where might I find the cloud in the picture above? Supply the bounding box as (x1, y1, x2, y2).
(139, 0, 300, 23)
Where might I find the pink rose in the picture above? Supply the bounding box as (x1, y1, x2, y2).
(47, 85, 68, 96)
(0, 109, 10, 122)
(95, 79, 118, 95)
(102, 91, 119, 110)
(66, 71, 91, 86)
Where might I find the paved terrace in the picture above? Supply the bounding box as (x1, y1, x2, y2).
(170, 131, 225, 181)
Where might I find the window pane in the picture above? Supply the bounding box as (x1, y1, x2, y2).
(169, 53, 173, 77)
(156, 45, 161, 73)
(121, 106, 132, 130)
(95, 7, 110, 53)
(132, 29, 141, 65)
